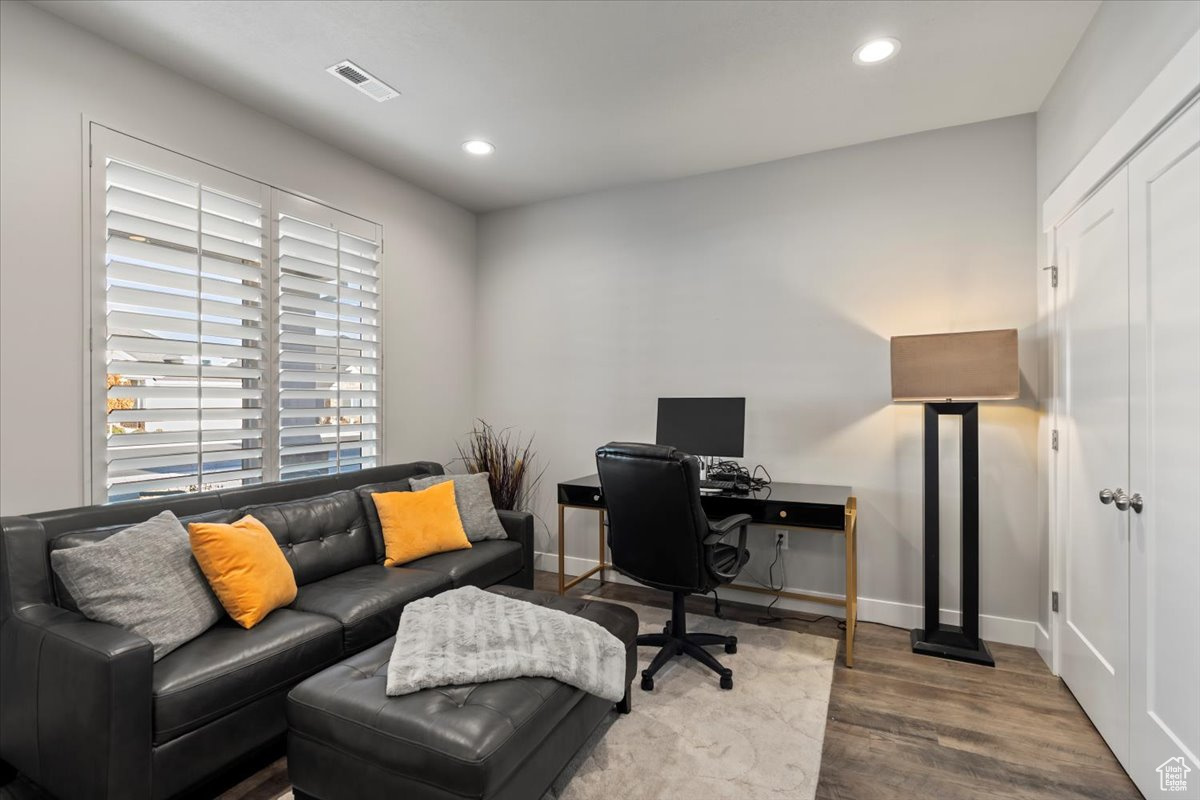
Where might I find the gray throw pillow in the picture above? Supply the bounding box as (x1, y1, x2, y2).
(50, 510, 223, 661)
(409, 473, 507, 542)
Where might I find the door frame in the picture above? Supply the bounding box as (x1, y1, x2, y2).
(1043, 31, 1200, 676)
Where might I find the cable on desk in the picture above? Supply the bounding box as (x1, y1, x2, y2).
(707, 459, 773, 491)
(752, 463, 772, 486)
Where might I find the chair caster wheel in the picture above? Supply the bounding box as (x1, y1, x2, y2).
(720, 674, 733, 690)
(663, 621, 672, 635)
(641, 675, 654, 691)
(725, 639, 738, 654)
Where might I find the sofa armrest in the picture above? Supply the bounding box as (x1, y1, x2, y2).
(496, 509, 535, 589)
(1, 604, 154, 799)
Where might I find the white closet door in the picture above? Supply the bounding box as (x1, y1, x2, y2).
(1128, 100, 1200, 799)
(1056, 169, 1131, 768)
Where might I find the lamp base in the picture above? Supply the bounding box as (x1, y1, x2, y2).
(910, 626, 995, 667)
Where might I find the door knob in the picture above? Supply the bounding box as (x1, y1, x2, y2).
(1112, 489, 1131, 511)
(1129, 493, 1144, 514)
(1099, 489, 1115, 505)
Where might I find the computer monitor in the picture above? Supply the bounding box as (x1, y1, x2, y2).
(655, 397, 745, 458)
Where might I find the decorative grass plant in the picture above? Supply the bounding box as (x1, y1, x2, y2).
(455, 420, 546, 512)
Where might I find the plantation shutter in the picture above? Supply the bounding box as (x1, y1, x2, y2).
(90, 127, 382, 503)
(96, 132, 268, 502)
(275, 194, 381, 479)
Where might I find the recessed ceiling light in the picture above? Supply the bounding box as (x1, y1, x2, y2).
(853, 37, 900, 66)
(462, 140, 495, 156)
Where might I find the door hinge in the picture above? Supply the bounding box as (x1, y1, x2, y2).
(1052, 591, 1059, 613)
(1051, 430, 1059, 451)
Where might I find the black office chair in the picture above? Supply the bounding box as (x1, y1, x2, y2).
(596, 442, 751, 690)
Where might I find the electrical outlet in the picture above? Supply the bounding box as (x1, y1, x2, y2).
(775, 530, 788, 550)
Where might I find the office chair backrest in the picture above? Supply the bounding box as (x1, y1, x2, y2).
(595, 442, 709, 594)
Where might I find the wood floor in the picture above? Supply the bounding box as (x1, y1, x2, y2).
(1, 571, 1141, 800)
(533, 571, 1143, 800)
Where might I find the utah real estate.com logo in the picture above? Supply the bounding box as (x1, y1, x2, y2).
(1157, 756, 1191, 793)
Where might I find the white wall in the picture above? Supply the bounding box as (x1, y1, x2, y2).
(1037, 1, 1200, 200)
(1031, 0, 1200, 651)
(0, 1, 477, 515)
(476, 115, 1041, 642)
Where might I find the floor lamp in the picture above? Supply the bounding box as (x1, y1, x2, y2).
(891, 329, 1019, 667)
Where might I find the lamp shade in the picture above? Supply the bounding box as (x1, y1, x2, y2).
(891, 329, 1018, 402)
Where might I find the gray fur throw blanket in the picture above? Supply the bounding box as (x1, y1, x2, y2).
(387, 586, 627, 702)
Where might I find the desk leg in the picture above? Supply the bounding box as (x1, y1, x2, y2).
(558, 503, 566, 595)
(597, 508, 606, 585)
(844, 497, 858, 668)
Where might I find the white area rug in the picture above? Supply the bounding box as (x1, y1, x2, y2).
(545, 599, 837, 800)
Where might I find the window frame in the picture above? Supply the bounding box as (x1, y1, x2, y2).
(86, 124, 385, 504)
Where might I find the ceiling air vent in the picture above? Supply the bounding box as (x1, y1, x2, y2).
(326, 60, 400, 102)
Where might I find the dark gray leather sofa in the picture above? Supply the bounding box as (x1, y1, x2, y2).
(0, 461, 535, 800)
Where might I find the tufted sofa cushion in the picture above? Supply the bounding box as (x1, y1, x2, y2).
(240, 491, 372, 586)
(291, 565, 451, 652)
(287, 588, 639, 800)
(403, 540, 524, 589)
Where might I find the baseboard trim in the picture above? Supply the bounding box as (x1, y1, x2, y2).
(536, 551, 1039, 648)
(1034, 622, 1054, 673)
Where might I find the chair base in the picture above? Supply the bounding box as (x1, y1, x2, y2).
(638, 591, 737, 690)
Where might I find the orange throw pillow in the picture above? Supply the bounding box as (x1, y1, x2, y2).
(188, 515, 297, 629)
(372, 481, 472, 567)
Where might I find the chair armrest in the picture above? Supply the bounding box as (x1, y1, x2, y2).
(704, 514, 751, 581)
(496, 509, 535, 589)
(1, 604, 153, 799)
(705, 513, 753, 541)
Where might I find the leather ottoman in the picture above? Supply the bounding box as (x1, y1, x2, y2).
(286, 586, 639, 800)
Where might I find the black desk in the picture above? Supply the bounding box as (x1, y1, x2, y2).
(556, 475, 858, 667)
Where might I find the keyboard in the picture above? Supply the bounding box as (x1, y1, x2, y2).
(699, 479, 736, 491)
